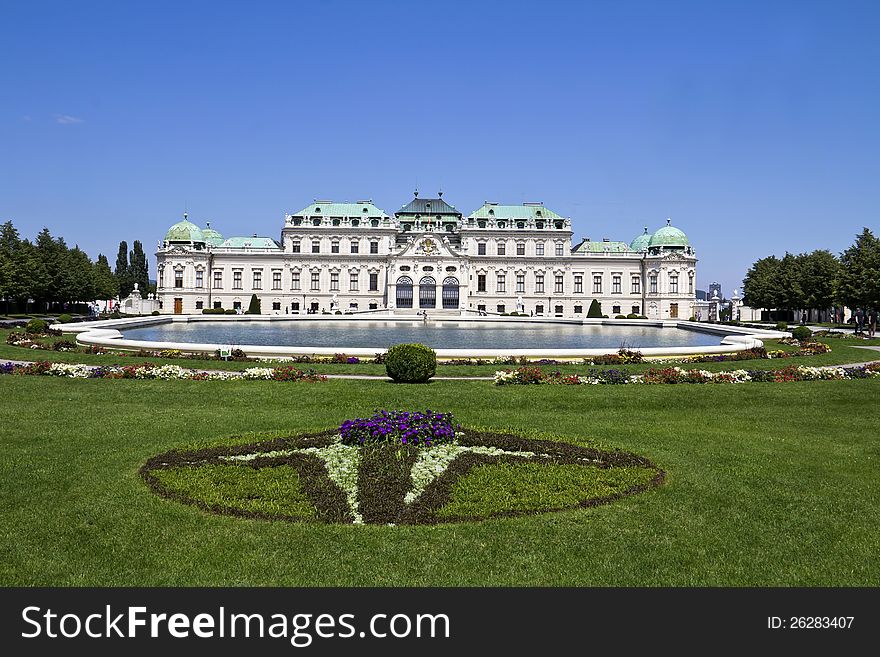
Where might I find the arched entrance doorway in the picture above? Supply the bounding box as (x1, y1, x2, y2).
(442, 277, 459, 309)
(419, 276, 436, 309)
(396, 276, 413, 308)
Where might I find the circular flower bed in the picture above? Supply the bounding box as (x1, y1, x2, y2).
(141, 414, 664, 525)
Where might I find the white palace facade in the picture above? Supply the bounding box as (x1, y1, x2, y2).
(156, 193, 698, 319)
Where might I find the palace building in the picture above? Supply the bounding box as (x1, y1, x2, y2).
(156, 192, 697, 319)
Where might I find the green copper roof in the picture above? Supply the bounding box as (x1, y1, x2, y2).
(574, 240, 630, 253)
(219, 236, 282, 249)
(649, 221, 690, 248)
(202, 224, 224, 246)
(629, 227, 651, 251)
(469, 203, 563, 221)
(164, 217, 205, 243)
(291, 201, 388, 218)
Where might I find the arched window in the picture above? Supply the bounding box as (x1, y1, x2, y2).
(419, 276, 436, 309)
(442, 277, 459, 309)
(396, 276, 413, 308)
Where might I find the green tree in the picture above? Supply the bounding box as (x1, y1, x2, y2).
(799, 250, 840, 313)
(247, 294, 261, 314)
(742, 255, 781, 309)
(587, 299, 603, 318)
(64, 246, 97, 302)
(838, 228, 880, 310)
(115, 240, 132, 298)
(775, 252, 805, 312)
(93, 254, 118, 299)
(129, 240, 150, 297)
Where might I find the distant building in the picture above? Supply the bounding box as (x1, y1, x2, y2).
(155, 193, 698, 319)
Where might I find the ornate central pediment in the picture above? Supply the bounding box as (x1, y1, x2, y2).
(396, 234, 461, 259)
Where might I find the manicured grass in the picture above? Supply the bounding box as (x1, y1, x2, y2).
(1, 375, 879, 585)
(2, 327, 879, 377)
(438, 463, 656, 517)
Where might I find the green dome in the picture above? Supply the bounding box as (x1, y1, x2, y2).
(202, 222, 224, 246)
(649, 220, 689, 249)
(629, 227, 651, 251)
(164, 216, 205, 243)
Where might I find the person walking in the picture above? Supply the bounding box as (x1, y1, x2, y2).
(854, 308, 865, 334)
(869, 308, 878, 338)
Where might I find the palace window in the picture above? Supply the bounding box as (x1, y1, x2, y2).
(689, 274, 694, 294)
(310, 271, 320, 290)
(195, 300, 203, 310)
(555, 275, 564, 293)
(516, 274, 525, 293)
(252, 271, 262, 289)
(555, 243, 564, 257)
(311, 240, 320, 254)
(632, 305, 641, 315)
(535, 304, 544, 315)
(593, 275, 602, 294)
(233, 271, 242, 290)
(477, 274, 486, 292)
(650, 275, 658, 294)
(272, 271, 282, 290)
(292, 241, 301, 253)
(312, 218, 321, 226)
(497, 242, 506, 256)
(291, 271, 301, 290)
(535, 274, 544, 293)
(350, 272, 359, 291)
(555, 305, 563, 315)
(496, 273, 506, 293)
(574, 305, 582, 314)
(195, 270, 203, 288)
(631, 276, 641, 294)
(612, 275, 621, 294)
(331, 241, 340, 254)
(272, 302, 281, 311)
(370, 241, 379, 254)
(612, 305, 621, 314)
(369, 272, 378, 291)
(536, 242, 545, 256)
(477, 242, 486, 256)
(330, 272, 339, 291)
(350, 240, 359, 254)
(368, 302, 378, 310)
(233, 301, 242, 311)
(574, 275, 583, 294)
(497, 304, 505, 314)
(292, 301, 300, 311)
(670, 275, 679, 293)
(158, 269, 164, 287)
(213, 301, 222, 309)
(213, 271, 222, 289)
(371, 219, 379, 228)
(516, 242, 525, 256)
(174, 270, 183, 288)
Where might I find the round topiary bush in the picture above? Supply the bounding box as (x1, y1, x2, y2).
(776, 321, 788, 331)
(25, 319, 48, 334)
(385, 343, 437, 383)
(791, 326, 812, 341)
(57, 313, 72, 324)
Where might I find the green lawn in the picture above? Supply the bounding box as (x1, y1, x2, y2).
(2, 327, 879, 377)
(1, 375, 879, 586)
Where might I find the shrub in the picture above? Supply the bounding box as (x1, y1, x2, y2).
(688, 315, 697, 321)
(25, 319, 48, 334)
(246, 294, 261, 314)
(384, 343, 437, 383)
(225, 309, 238, 315)
(587, 300, 603, 318)
(52, 339, 78, 351)
(791, 326, 812, 341)
(151, 310, 160, 315)
(57, 314, 72, 324)
(615, 314, 626, 319)
(776, 321, 788, 331)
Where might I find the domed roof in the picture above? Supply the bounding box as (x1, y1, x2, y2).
(164, 215, 205, 243)
(629, 227, 651, 251)
(649, 219, 689, 248)
(202, 222, 224, 246)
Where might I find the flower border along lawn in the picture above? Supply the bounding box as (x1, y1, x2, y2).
(1, 374, 879, 586)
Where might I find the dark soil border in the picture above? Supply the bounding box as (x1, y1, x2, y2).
(141, 429, 665, 526)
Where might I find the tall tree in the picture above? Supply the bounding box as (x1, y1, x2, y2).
(115, 240, 132, 298)
(799, 250, 840, 312)
(129, 240, 150, 298)
(742, 256, 781, 309)
(93, 254, 118, 300)
(64, 246, 96, 303)
(775, 252, 805, 311)
(838, 228, 880, 310)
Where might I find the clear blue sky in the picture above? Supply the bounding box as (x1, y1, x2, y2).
(2, 0, 878, 294)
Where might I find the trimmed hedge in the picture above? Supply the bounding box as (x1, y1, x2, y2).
(587, 300, 603, 318)
(384, 343, 437, 383)
(791, 326, 812, 341)
(25, 319, 48, 334)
